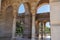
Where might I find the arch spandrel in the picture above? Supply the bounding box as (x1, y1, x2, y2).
(37, 3, 49, 11)
(6, 6, 13, 13)
(37, 0, 49, 8)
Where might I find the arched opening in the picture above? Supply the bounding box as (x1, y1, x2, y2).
(18, 4, 25, 14)
(16, 3, 32, 40)
(16, 4, 25, 37)
(36, 4, 51, 40)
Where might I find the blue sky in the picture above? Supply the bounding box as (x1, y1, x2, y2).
(37, 4, 50, 13)
(18, 4, 50, 28)
(18, 4, 25, 13)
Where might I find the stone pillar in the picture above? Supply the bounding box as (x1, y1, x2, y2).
(31, 13, 36, 40)
(12, 8, 17, 40)
(43, 22, 44, 40)
(43, 22, 46, 40)
(31, 2, 37, 40)
(12, 17, 16, 39)
(35, 21, 39, 40)
(50, 1, 60, 40)
(39, 22, 45, 40)
(43, 22, 46, 39)
(40, 22, 43, 40)
(31, 7, 36, 40)
(23, 3, 32, 38)
(39, 22, 41, 40)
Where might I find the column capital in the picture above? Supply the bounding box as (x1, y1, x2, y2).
(31, 9, 36, 15)
(30, 3, 36, 15)
(31, 10, 36, 16)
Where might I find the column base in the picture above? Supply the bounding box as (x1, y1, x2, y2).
(31, 37, 36, 40)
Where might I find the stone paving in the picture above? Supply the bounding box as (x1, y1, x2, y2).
(16, 38, 31, 40)
(15, 38, 51, 40)
(15, 36, 51, 40)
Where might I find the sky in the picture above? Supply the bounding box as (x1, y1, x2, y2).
(37, 5, 50, 13)
(18, 4, 50, 28)
(18, 4, 25, 13)
(46, 22, 50, 28)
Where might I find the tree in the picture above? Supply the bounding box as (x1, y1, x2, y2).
(16, 21, 23, 36)
(45, 26, 50, 34)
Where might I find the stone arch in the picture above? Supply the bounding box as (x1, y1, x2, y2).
(17, 2, 31, 13)
(35, 1, 50, 40)
(36, 0, 49, 12)
(6, 6, 13, 13)
(37, 0, 49, 8)
(13, 2, 31, 17)
(36, 3, 49, 14)
(13, 2, 32, 38)
(16, 2, 31, 24)
(37, 3, 49, 10)
(1, 0, 13, 11)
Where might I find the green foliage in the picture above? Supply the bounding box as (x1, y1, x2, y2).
(16, 22, 23, 35)
(45, 27, 50, 34)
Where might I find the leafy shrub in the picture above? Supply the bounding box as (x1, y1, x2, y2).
(16, 22, 23, 35)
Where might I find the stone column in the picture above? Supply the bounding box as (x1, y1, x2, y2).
(31, 13, 36, 40)
(30, 3, 36, 40)
(40, 22, 43, 40)
(31, 6, 36, 40)
(44, 22, 46, 39)
(39, 22, 45, 40)
(43, 22, 46, 40)
(35, 21, 39, 40)
(12, 17, 16, 39)
(39, 22, 41, 40)
(43, 22, 44, 40)
(50, 1, 60, 40)
(12, 8, 17, 40)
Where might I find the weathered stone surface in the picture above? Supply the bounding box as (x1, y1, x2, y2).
(50, 2, 60, 40)
(50, 2, 60, 24)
